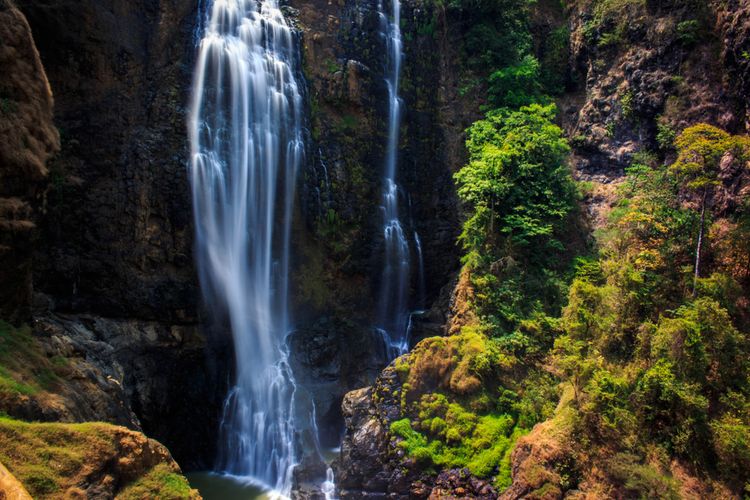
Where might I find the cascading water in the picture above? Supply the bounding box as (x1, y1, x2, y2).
(377, 0, 411, 356)
(188, 0, 304, 495)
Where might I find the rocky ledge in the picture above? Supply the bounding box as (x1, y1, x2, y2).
(334, 363, 496, 499)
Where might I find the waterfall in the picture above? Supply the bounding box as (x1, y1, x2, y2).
(377, 0, 411, 356)
(188, 0, 304, 495)
(414, 230, 426, 308)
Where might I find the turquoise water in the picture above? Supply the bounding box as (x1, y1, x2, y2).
(186, 472, 270, 500)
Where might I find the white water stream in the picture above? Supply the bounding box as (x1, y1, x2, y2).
(188, 0, 304, 495)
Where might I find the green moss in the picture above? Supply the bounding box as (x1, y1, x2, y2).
(334, 114, 359, 134)
(118, 463, 195, 500)
(0, 416, 114, 498)
(391, 392, 527, 486)
(620, 90, 634, 120)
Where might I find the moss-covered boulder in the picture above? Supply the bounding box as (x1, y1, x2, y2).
(0, 416, 199, 499)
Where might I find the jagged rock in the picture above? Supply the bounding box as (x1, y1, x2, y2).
(429, 469, 497, 499)
(28, 313, 228, 470)
(565, 0, 749, 181)
(336, 364, 495, 499)
(0, 312, 226, 470)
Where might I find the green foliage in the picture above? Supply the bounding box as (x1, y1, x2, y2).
(454, 0, 535, 77)
(487, 55, 544, 108)
(620, 90, 634, 120)
(456, 103, 573, 256)
(455, 104, 576, 334)
(511, 370, 559, 428)
(656, 122, 676, 150)
(608, 453, 680, 500)
(539, 26, 570, 95)
(582, 0, 646, 48)
(676, 20, 700, 46)
(0, 321, 64, 397)
(711, 414, 750, 482)
(543, 125, 750, 489)
(672, 124, 750, 193)
(634, 360, 709, 456)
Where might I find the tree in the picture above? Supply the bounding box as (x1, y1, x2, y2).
(454, 103, 574, 259)
(488, 55, 543, 108)
(671, 124, 750, 295)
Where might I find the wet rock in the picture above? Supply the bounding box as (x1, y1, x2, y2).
(288, 318, 391, 448)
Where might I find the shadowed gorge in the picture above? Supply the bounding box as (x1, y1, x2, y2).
(0, 0, 749, 499)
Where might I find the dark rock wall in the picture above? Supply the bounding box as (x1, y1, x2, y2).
(16, 0, 199, 322)
(287, 0, 467, 450)
(11, 0, 229, 469)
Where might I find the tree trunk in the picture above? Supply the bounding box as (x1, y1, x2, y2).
(693, 188, 708, 297)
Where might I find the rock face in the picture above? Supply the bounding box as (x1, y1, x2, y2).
(35, 313, 228, 469)
(288, 319, 393, 447)
(284, 0, 468, 468)
(0, 312, 227, 470)
(563, 0, 750, 182)
(4, 0, 231, 470)
(15, 0, 199, 322)
(291, 0, 463, 325)
(0, 0, 59, 324)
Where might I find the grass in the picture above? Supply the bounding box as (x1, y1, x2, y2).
(117, 463, 196, 500)
(0, 416, 115, 498)
(0, 321, 64, 399)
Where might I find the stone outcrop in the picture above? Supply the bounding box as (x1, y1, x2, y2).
(0, 418, 200, 499)
(0, 0, 59, 324)
(563, 0, 750, 182)
(0, 462, 32, 500)
(292, 0, 462, 326)
(36, 313, 227, 469)
(2, 0, 230, 471)
(288, 318, 393, 447)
